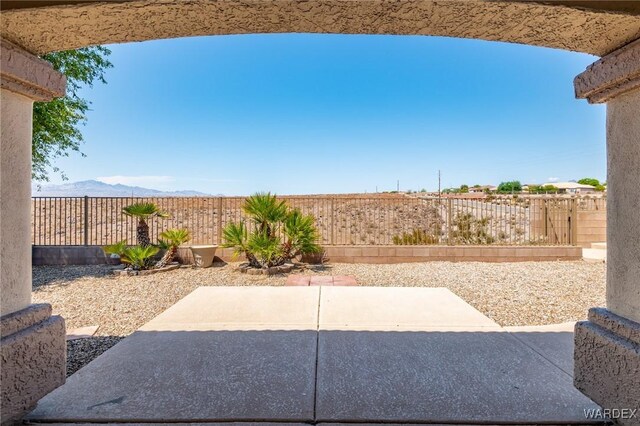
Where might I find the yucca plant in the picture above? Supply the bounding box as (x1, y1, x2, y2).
(120, 245, 160, 270)
(122, 202, 169, 247)
(155, 228, 191, 268)
(222, 193, 320, 269)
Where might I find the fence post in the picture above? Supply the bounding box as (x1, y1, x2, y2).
(216, 197, 223, 245)
(446, 198, 453, 244)
(330, 198, 335, 245)
(570, 197, 578, 246)
(83, 196, 89, 246)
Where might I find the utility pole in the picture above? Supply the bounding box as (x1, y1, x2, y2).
(438, 170, 441, 199)
(397, 180, 400, 192)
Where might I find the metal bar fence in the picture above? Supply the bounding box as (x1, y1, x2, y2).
(31, 195, 603, 247)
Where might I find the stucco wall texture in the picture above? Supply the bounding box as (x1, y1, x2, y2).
(0, 304, 66, 425)
(574, 308, 640, 424)
(0, 90, 34, 317)
(606, 88, 640, 324)
(1, 0, 639, 56)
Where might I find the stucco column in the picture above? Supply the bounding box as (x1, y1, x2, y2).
(1, 38, 67, 425)
(1, 90, 33, 316)
(573, 38, 640, 424)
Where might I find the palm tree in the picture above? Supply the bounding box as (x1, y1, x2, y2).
(156, 228, 190, 268)
(282, 208, 320, 259)
(242, 192, 287, 236)
(223, 194, 320, 269)
(122, 202, 168, 247)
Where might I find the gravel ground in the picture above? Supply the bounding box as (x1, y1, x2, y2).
(32, 261, 605, 375)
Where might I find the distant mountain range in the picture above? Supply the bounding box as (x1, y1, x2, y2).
(32, 180, 211, 197)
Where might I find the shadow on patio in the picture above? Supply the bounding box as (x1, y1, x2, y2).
(27, 286, 602, 425)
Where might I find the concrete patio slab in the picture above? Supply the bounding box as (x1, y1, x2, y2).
(28, 287, 320, 423)
(31, 424, 310, 426)
(28, 286, 599, 425)
(505, 322, 576, 376)
(28, 329, 317, 422)
(140, 286, 319, 331)
(319, 287, 500, 331)
(315, 330, 600, 424)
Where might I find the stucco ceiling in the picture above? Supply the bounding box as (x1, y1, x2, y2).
(1, 0, 639, 56)
(3, 0, 640, 14)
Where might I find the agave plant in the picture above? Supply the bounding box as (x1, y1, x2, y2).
(120, 245, 160, 270)
(222, 193, 320, 269)
(155, 228, 191, 268)
(122, 202, 169, 247)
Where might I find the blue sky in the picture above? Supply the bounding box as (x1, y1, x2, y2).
(49, 34, 606, 195)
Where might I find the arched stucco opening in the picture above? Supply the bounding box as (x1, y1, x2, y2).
(1, 1, 639, 424)
(1, 0, 639, 56)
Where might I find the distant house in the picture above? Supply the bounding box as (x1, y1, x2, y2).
(553, 182, 597, 194)
(469, 185, 497, 193)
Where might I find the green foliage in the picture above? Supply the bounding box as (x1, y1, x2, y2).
(460, 184, 469, 193)
(594, 184, 606, 192)
(158, 228, 191, 249)
(222, 222, 250, 259)
(122, 202, 169, 246)
(33, 47, 113, 181)
(577, 178, 600, 187)
(451, 213, 495, 244)
(102, 240, 128, 257)
(243, 193, 287, 234)
(156, 228, 191, 268)
(247, 231, 284, 267)
(223, 194, 320, 269)
(497, 181, 522, 193)
(283, 209, 321, 258)
(120, 245, 160, 270)
(528, 184, 559, 194)
(393, 229, 439, 245)
(122, 202, 169, 220)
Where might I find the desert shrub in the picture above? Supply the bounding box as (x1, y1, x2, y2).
(450, 212, 495, 244)
(393, 229, 439, 245)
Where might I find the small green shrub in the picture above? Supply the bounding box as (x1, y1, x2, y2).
(120, 245, 160, 270)
(103, 240, 128, 257)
